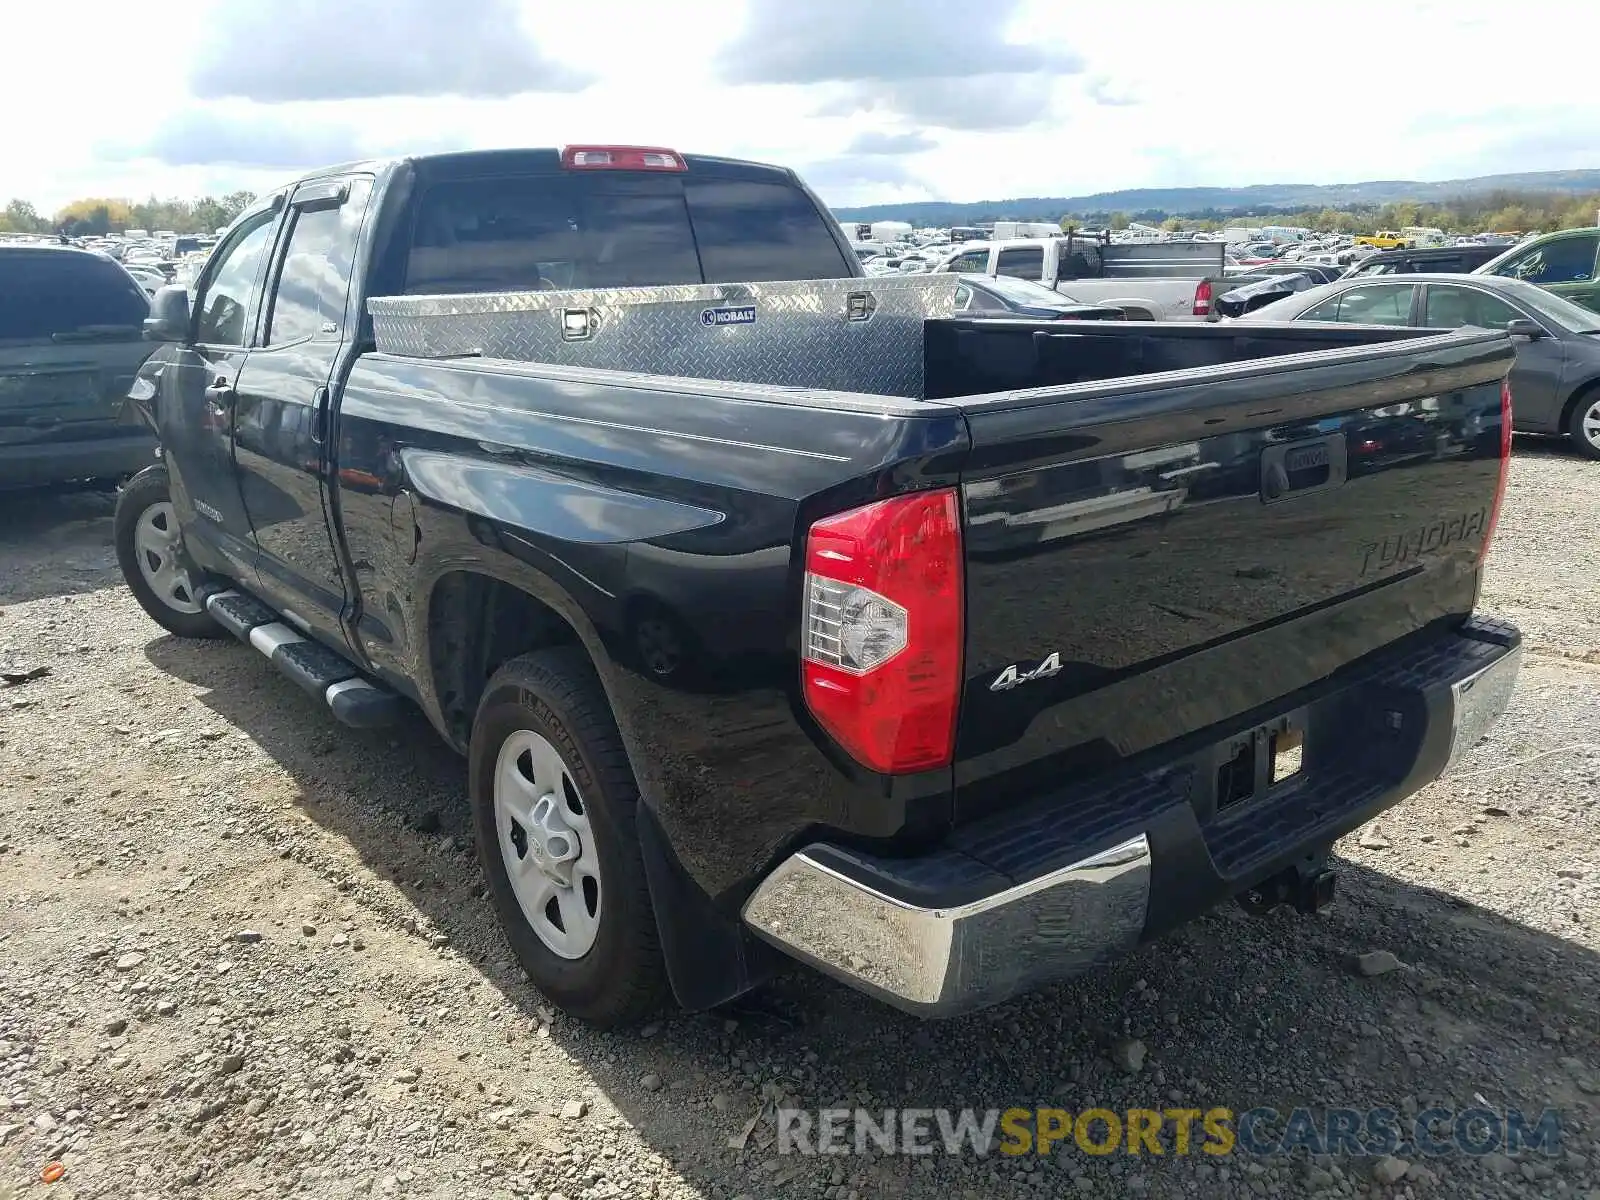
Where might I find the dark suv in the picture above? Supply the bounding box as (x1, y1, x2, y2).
(1344, 244, 1502, 278)
(0, 244, 157, 490)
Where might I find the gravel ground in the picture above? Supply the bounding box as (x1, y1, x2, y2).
(1, 439, 1598, 1200)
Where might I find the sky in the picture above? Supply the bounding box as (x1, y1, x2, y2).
(1, 0, 1594, 215)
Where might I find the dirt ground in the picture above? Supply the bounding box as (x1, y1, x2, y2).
(1, 439, 1597, 1200)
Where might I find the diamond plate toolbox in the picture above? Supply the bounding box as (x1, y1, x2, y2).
(366, 275, 962, 399)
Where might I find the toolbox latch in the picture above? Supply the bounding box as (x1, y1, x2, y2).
(559, 307, 600, 341)
(845, 292, 877, 322)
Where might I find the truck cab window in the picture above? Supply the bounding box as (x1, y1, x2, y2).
(195, 217, 277, 346)
(265, 179, 373, 345)
(406, 176, 700, 295)
(682, 180, 850, 281)
(946, 250, 990, 274)
(996, 247, 1043, 280)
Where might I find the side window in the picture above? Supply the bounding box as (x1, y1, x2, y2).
(946, 249, 990, 273)
(1495, 234, 1600, 285)
(1423, 286, 1524, 330)
(265, 178, 373, 346)
(1300, 295, 1345, 321)
(1329, 285, 1416, 325)
(195, 216, 278, 346)
(995, 246, 1043, 280)
(959, 284, 1003, 312)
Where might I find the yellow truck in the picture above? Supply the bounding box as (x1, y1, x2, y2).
(1355, 230, 1409, 250)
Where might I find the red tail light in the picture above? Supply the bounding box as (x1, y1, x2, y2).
(1482, 378, 1513, 560)
(560, 145, 686, 172)
(801, 490, 964, 774)
(1192, 279, 1213, 316)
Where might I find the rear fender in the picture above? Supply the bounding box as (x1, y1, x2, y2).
(402, 450, 749, 987)
(401, 445, 723, 746)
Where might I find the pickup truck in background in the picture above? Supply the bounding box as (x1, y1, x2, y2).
(930, 234, 1246, 321)
(121, 145, 1522, 1026)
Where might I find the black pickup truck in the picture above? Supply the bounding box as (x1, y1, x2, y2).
(120, 145, 1522, 1026)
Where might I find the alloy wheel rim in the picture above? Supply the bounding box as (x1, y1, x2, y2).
(134, 502, 202, 614)
(493, 729, 602, 959)
(1582, 399, 1600, 450)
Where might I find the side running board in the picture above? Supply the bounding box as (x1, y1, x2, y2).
(201, 588, 407, 729)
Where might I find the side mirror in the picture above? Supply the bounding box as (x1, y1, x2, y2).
(144, 285, 192, 342)
(1506, 318, 1546, 340)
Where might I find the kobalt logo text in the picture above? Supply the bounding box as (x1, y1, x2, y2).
(699, 304, 757, 327)
(990, 651, 1063, 692)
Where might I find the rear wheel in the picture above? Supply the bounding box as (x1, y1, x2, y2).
(1568, 391, 1600, 461)
(469, 648, 666, 1026)
(114, 467, 226, 639)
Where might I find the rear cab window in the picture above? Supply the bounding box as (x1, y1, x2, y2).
(402, 166, 852, 296)
(0, 251, 150, 343)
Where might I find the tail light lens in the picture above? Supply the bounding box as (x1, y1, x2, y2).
(1192, 279, 1213, 316)
(1481, 378, 1513, 560)
(801, 489, 963, 774)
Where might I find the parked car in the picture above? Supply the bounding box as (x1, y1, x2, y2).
(956, 274, 1123, 319)
(1475, 227, 1600, 314)
(1344, 244, 1503, 277)
(1246, 262, 1346, 285)
(0, 244, 156, 490)
(1241, 273, 1600, 458)
(123, 264, 169, 295)
(1213, 271, 1323, 318)
(119, 145, 1519, 1026)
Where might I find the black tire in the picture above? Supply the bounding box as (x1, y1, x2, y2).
(1566, 391, 1600, 461)
(469, 647, 666, 1026)
(113, 466, 227, 640)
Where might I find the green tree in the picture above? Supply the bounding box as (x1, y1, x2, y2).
(0, 199, 47, 233)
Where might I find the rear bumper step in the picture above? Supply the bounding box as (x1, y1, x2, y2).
(203, 589, 407, 729)
(742, 619, 1521, 1017)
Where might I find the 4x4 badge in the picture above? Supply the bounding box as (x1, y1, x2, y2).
(990, 651, 1064, 692)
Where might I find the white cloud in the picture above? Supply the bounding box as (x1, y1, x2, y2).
(0, 0, 1594, 215)
(189, 0, 593, 102)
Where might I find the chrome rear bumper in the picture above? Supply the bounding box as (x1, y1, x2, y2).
(1443, 641, 1521, 774)
(742, 624, 1520, 1019)
(742, 836, 1150, 1018)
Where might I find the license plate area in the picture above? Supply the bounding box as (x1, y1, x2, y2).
(1201, 710, 1309, 819)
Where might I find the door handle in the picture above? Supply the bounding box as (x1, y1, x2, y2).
(311, 385, 330, 446)
(203, 376, 236, 407)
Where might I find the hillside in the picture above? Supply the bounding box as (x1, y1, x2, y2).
(830, 169, 1600, 225)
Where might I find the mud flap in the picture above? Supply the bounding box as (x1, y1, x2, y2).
(635, 803, 784, 1011)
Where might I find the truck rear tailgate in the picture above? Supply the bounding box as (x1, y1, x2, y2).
(952, 328, 1514, 820)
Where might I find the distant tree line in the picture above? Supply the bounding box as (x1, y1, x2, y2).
(1088, 190, 1600, 235)
(0, 192, 258, 238)
(6, 185, 1597, 242)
